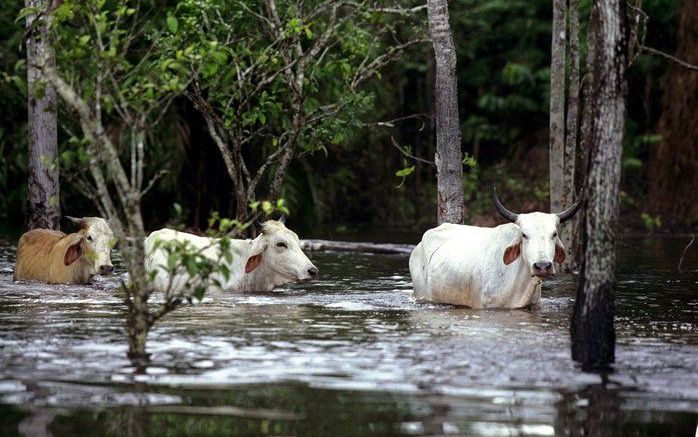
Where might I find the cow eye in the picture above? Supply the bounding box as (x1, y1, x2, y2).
(552, 232, 558, 238)
(522, 234, 528, 240)
(87, 235, 93, 242)
(276, 242, 287, 249)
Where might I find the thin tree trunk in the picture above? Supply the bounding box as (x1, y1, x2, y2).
(427, 0, 464, 225)
(41, 52, 152, 359)
(648, 0, 698, 228)
(562, 0, 580, 270)
(549, 0, 566, 216)
(571, 0, 627, 369)
(25, 0, 59, 230)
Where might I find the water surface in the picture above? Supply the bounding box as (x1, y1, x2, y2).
(0, 237, 696, 435)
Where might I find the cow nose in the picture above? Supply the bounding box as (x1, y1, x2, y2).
(99, 265, 115, 275)
(533, 261, 553, 274)
(307, 267, 319, 278)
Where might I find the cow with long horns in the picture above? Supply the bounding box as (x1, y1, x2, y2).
(409, 188, 580, 308)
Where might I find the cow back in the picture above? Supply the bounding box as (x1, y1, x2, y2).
(14, 229, 66, 282)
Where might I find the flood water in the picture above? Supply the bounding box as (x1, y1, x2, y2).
(0, 237, 696, 436)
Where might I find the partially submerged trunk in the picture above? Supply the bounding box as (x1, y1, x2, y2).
(301, 239, 415, 255)
(25, 0, 59, 230)
(648, 0, 698, 228)
(427, 0, 464, 225)
(571, 0, 627, 369)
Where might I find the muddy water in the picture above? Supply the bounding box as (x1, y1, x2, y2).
(0, 238, 696, 435)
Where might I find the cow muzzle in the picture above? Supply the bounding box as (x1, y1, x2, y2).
(99, 264, 115, 276)
(532, 261, 554, 278)
(298, 265, 319, 281)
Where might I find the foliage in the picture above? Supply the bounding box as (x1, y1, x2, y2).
(152, 0, 425, 221)
(0, 1, 28, 225)
(0, 0, 688, 233)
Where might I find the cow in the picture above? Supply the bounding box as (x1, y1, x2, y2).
(144, 219, 319, 294)
(409, 189, 580, 309)
(14, 216, 116, 284)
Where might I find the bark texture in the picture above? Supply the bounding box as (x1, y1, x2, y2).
(574, 5, 598, 265)
(25, 0, 59, 230)
(648, 0, 698, 228)
(427, 0, 464, 225)
(571, 0, 627, 368)
(562, 0, 580, 269)
(549, 0, 566, 215)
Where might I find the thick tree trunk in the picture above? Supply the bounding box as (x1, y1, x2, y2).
(25, 0, 59, 230)
(571, 0, 627, 369)
(427, 0, 464, 225)
(562, 0, 580, 270)
(648, 0, 698, 228)
(549, 0, 566, 216)
(574, 5, 598, 266)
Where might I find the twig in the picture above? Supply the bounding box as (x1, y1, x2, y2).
(639, 45, 698, 70)
(677, 234, 695, 273)
(364, 113, 428, 129)
(141, 169, 169, 197)
(391, 136, 435, 166)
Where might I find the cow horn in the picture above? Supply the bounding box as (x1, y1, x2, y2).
(278, 215, 286, 224)
(556, 197, 582, 223)
(64, 216, 85, 228)
(254, 219, 266, 234)
(492, 187, 518, 222)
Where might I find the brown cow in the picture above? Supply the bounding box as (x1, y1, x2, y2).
(13, 217, 115, 284)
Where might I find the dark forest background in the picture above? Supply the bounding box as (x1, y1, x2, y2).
(1, 0, 694, 239)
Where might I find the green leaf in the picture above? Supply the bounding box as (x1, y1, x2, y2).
(16, 6, 41, 22)
(167, 15, 179, 33)
(395, 166, 415, 177)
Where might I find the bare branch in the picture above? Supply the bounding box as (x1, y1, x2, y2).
(639, 45, 698, 70)
(391, 136, 435, 166)
(141, 169, 169, 197)
(677, 235, 695, 273)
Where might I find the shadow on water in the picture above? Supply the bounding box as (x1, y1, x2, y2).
(0, 237, 696, 435)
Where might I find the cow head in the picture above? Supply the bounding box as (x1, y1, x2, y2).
(65, 216, 116, 276)
(244, 219, 319, 283)
(493, 188, 580, 278)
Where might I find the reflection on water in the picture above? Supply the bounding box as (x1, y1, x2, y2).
(0, 238, 696, 435)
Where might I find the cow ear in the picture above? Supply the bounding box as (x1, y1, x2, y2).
(64, 239, 85, 266)
(245, 254, 262, 273)
(503, 237, 521, 265)
(554, 237, 566, 264)
(245, 241, 267, 273)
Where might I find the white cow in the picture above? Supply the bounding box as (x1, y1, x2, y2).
(409, 189, 580, 309)
(144, 220, 318, 294)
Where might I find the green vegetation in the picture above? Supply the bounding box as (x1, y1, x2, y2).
(0, 0, 689, 233)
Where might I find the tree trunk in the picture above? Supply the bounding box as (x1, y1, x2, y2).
(427, 0, 464, 225)
(571, 0, 627, 369)
(648, 0, 698, 228)
(126, 236, 150, 359)
(561, 0, 580, 271)
(574, 4, 598, 266)
(25, 0, 59, 230)
(549, 0, 566, 218)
